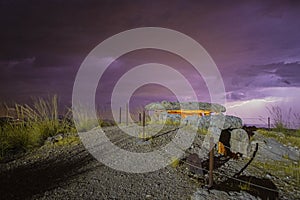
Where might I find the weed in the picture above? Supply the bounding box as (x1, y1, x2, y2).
(257, 129, 300, 149)
(253, 160, 300, 186)
(170, 157, 180, 168)
(0, 95, 75, 160)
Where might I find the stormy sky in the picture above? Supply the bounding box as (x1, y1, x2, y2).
(1, 0, 300, 124)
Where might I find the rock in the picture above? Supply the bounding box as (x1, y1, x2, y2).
(200, 127, 222, 158)
(145, 101, 226, 113)
(145, 102, 165, 111)
(180, 102, 226, 113)
(54, 134, 64, 142)
(160, 113, 181, 124)
(46, 134, 64, 144)
(192, 189, 261, 200)
(261, 138, 300, 161)
(265, 173, 272, 180)
(186, 153, 204, 175)
(198, 114, 243, 130)
(229, 129, 250, 157)
(184, 115, 199, 126)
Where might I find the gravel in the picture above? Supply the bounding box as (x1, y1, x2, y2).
(0, 125, 299, 199)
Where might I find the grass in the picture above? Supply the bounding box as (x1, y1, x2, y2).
(254, 119, 300, 188)
(197, 128, 208, 135)
(267, 105, 300, 131)
(0, 95, 118, 161)
(239, 177, 252, 192)
(253, 160, 300, 186)
(170, 156, 180, 168)
(0, 95, 76, 160)
(257, 129, 300, 149)
(52, 135, 80, 146)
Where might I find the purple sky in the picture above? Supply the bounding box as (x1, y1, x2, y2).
(1, 0, 300, 125)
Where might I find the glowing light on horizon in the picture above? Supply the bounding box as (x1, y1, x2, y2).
(225, 97, 282, 109)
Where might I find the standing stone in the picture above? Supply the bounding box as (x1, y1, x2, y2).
(183, 115, 200, 126)
(199, 126, 222, 159)
(229, 128, 250, 157)
(198, 114, 242, 130)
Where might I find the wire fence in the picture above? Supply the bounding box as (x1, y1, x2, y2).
(160, 128, 299, 194)
(103, 106, 299, 194)
(242, 117, 300, 129)
(96, 122, 299, 194)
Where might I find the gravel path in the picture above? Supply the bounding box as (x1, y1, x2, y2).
(0, 126, 199, 200)
(0, 125, 299, 199)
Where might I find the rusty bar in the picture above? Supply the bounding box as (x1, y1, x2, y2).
(208, 137, 214, 188)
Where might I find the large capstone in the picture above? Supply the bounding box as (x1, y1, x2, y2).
(145, 101, 226, 113)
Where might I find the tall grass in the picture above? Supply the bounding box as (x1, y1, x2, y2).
(267, 105, 300, 131)
(0, 95, 75, 160)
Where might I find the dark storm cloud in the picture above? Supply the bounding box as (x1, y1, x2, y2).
(1, 0, 300, 106)
(232, 62, 300, 89)
(225, 61, 300, 101)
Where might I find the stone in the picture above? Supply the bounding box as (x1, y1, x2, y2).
(145, 102, 165, 111)
(183, 115, 199, 126)
(199, 127, 222, 158)
(45, 134, 64, 144)
(229, 129, 250, 156)
(53, 134, 63, 142)
(198, 114, 243, 130)
(180, 102, 226, 113)
(160, 113, 181, 124)
(186, 153, 204, 175)
(145, 101, 226, 113)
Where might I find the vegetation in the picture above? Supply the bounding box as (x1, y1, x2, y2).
(170, 156, 180, 168)
(253, 160, 300, 186)
(0, 95, 76, 160)
(257, 129, 300, 149)
(197, 128, 208, 135)
(239, 177, 252, 192)
(0, 95, 119, 160)
(267, 105, 300, 131)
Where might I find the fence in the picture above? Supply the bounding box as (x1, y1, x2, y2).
(115, 105, 300, 129)
(101, 124, 291, 195)
(242, 117, 271, 129)
(109, 107, 299, 190)
(242, 117, 300, 129)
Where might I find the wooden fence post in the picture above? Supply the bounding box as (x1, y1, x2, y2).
(268, 117, 270, 130)
(139, 113, 142, 125)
